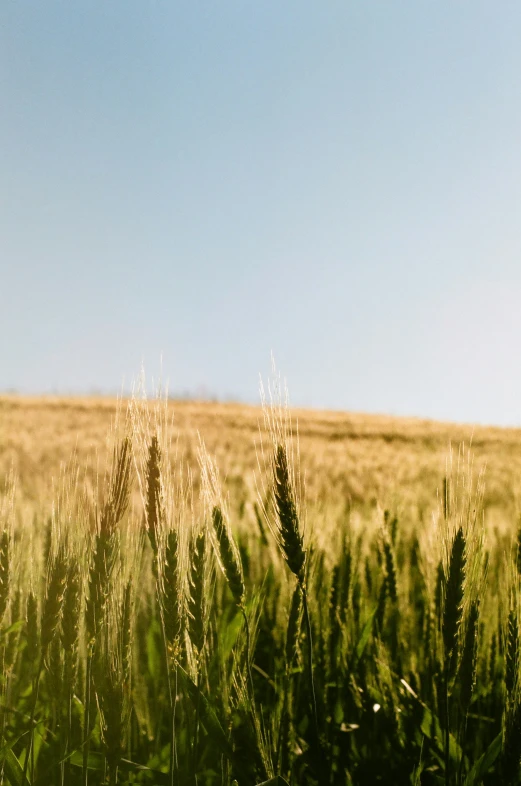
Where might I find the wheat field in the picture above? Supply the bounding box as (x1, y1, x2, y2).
(1, 393, 521, 785)
(4, 394, 521, 516)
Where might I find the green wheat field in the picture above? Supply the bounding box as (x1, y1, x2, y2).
(1, 390, 521, 786)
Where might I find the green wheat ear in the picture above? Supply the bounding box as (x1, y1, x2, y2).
(61, 561, 81, 688)
(188, 527, 209, 658)
(383, 538, 398, 604)
(273, 444, 306, 581)
(516, 520, 521, 576)
(41, 546, 68, 663)
(145, 435, 162, 557)
(458, 599, 479, 714)
(506, 604, 519, 698)
(443, 526, 466, 680)
(160, 529, 183, 659)
(212, 505, 245, 608)
(0, 530, 10, 624)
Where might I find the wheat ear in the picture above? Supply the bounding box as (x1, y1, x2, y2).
(86, 436, 132, 643)
(273, 445, 306, 581)
(212, 506, 245, 609)
(0, 531, 10, 624)
(145, 435, 163, 559)
(160, 529, 183, 661)
(443, 527, 466, 679)
(188, 526, 209, 660)
(41, 545, 68, 663)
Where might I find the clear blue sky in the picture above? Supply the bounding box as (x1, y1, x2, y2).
(2, 2, 521, 425)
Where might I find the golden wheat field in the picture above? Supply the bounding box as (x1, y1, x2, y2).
(3, 393, 521, 525)
(2, 392, 521, 785)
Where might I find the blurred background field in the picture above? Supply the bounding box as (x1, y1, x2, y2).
(3, 394, 521, 532)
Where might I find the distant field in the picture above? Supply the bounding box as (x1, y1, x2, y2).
(2, 394, 521, 526)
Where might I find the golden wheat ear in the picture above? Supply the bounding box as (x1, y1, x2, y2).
(145, 434, 163, 558)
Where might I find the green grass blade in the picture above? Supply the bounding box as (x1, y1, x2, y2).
(178, 665, 234, 758)
(352, 607, 377, 665)
(463, 733, 502, 786)
(69, 750, 103, 771)
(0, 746, 31, 786)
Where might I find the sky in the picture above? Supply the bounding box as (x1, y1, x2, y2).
(2, 2, 521, 426)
